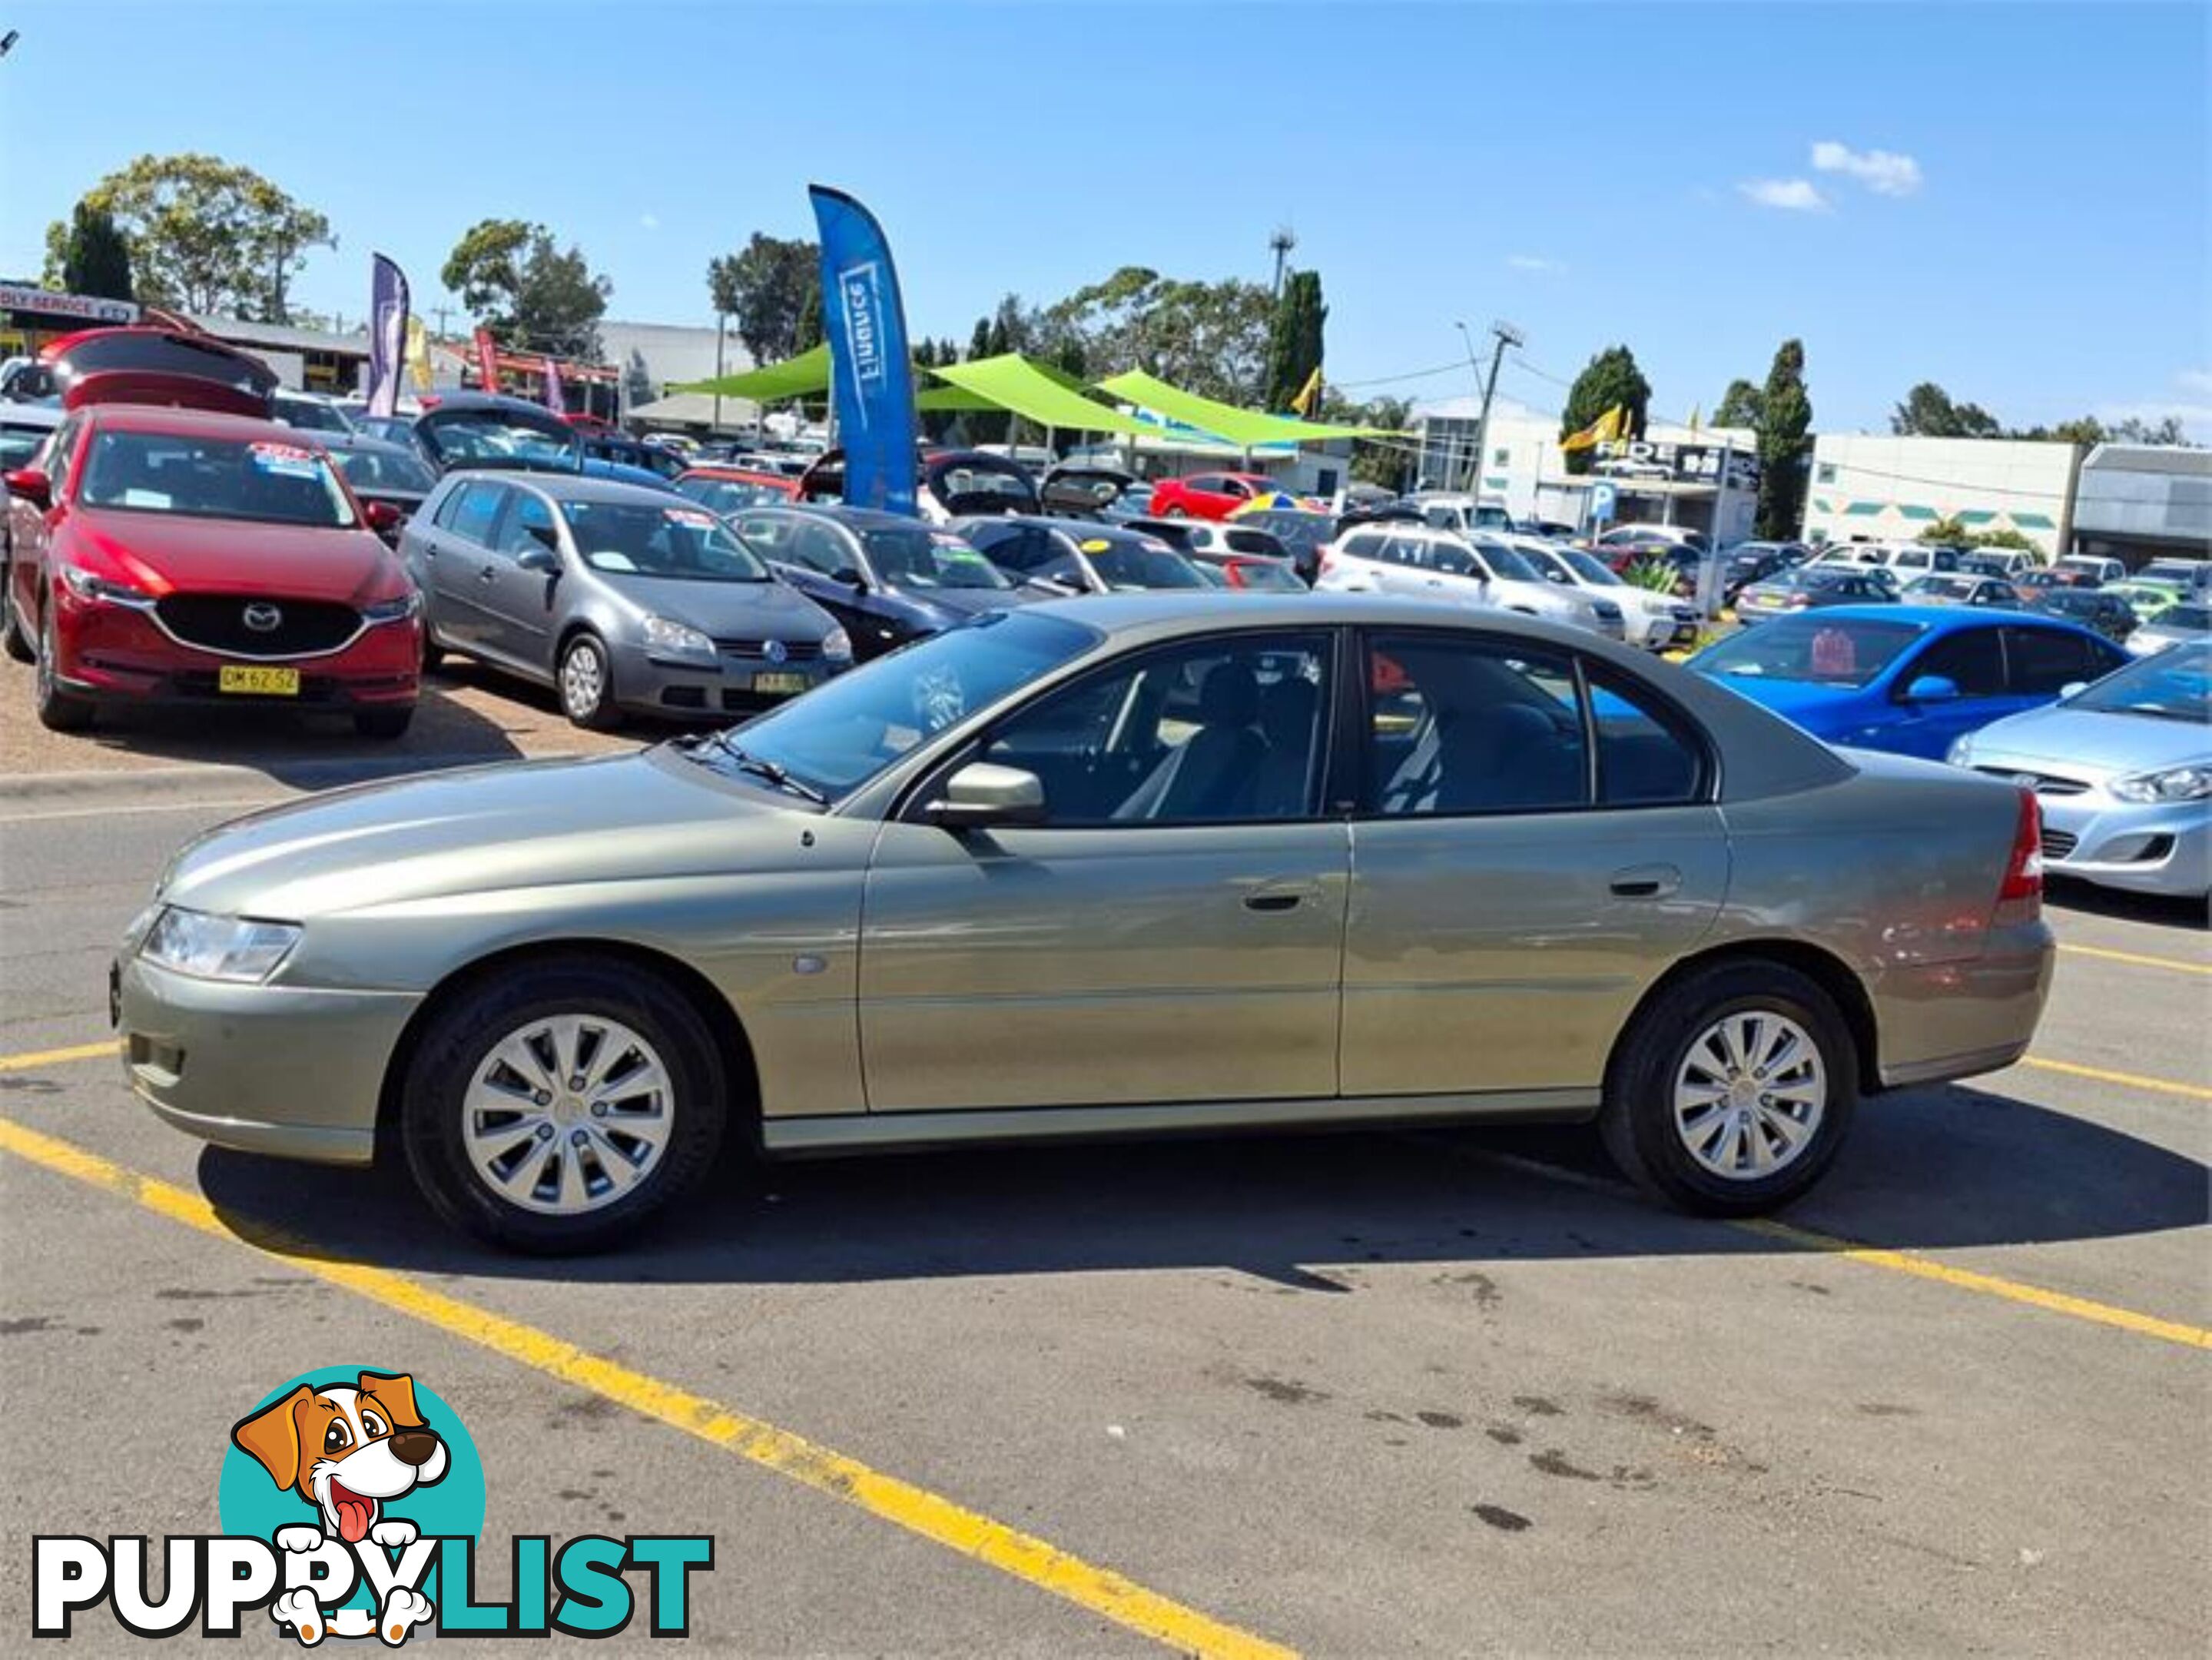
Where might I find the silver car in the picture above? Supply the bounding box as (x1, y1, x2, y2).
(403, 473, 851, 727)
(114, 596, 2053, 1251)
(1948, 639, 2211, 897)
(2124, 600, 2210, 657)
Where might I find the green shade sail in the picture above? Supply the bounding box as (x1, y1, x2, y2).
(916, 383, 1001, 413)
(675, 342, 831, 400)
(926, 354, 1166, 437)
(1094, 369, 1385, 445)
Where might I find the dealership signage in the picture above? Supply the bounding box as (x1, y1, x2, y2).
(1596, 438, 1759, 490)
(0, 283, 141, 326)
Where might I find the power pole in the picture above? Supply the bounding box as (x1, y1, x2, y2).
(1458, 319, 1524, 502)
(1269, 226, 1297, 298)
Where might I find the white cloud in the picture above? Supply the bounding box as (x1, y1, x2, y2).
(2177, 367, 2212, 397)
(1738, 178, 1829, 212)
(1811, 141, 1923, 197)
(1506, 254, 1565, 274)
(638, 212, 660, 231)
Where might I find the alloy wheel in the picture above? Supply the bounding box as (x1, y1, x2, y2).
(560, 640, 605, 720)
(460, 1014, 675, 1216)
(1671, 1011, 1827, 1181)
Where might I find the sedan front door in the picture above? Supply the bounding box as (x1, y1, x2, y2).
(1341, 630, 1729, 1099)
(479, 486, 562, 673)
(859, 629, 1350, 1112)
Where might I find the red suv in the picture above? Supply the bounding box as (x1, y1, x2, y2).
(3, 330, 422, 738)
(1146, 470, 1275, 521)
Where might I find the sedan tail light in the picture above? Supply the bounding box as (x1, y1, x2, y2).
(1995, 788, 2043, 922)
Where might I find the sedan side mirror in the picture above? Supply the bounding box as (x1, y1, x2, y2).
(831, 566, 867, 588)
(362, 500, 402, 534)
(3, 466, 51, 510)
(1903, 674, 1962, 703)
(926, 762, 1046, 832)
(2058, 681, 2089, 699)
(516, 545, 559, 574)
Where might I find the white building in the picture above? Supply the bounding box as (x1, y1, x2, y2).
(1411, 397, 1759, 541)
(1802, 433, 2080, 556)
(2069, 443, 2212, 569)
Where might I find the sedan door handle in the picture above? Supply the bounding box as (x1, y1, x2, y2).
(1609, 864, 1682, 899)
(1242, 881, 1322, 913)
(478, 564, 500, 583)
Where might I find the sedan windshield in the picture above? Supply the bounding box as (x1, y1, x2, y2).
(0, 420, 55, 470)
(1905, 575, 1978, 601)
(864, 526, 1011, 589)
(562, 500, 769, 581)
(1085, 539, 1208, 589)
(331, 447, 435, 494)
(1694, 616, 1926, 689)
(1555, 546, 1625, 587)
(1468, 538, 1543, 582)
(79, 431, 357, 528)
(2066, 640, 2210, 721)
(426, 415, 578, 470)
(676, 476, 788, 516)
(690, 611, 1099, 797)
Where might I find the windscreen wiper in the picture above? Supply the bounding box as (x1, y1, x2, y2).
(705, 735, 829, 805)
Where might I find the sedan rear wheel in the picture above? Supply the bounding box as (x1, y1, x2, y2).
(1600, 961, 1855, 1216)
(400, 958, 726, 1252)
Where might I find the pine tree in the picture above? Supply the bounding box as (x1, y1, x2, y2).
(1754, 339, 1813, 540)
(59, 201, 135, 301)
(1262, 271, 1327, 412)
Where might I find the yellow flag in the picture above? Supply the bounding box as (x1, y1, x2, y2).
(404, 314, 434, 393)
(1290, 365, 1323, 417)
(1566, 403, 1626, 451)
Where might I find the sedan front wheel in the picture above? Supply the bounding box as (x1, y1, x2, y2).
(400, 958, 727, 1252)
(557, 633, 620, 730)
(1600, 961, 1855, 1217)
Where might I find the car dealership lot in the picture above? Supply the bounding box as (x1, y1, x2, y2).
(0, 774, 2204, 1655)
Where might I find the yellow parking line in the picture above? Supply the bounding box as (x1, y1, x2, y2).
(1736, 1219, 2212, 1350)
(0, 1040, 116, 1074)
(2019, 1056, 2212, 1102)
(0, 1114, 1293, 1660)
(2058, 942, 2212, 978)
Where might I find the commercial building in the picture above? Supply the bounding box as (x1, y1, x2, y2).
(1410, 398, 1759, 542)
(2069, 443, 2212, 568)
(1801, 433, 2079, 556)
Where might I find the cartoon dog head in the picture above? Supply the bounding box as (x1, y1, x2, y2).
(232, 1372, 449, 1543)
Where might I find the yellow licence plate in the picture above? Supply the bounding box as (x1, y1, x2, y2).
(217, 666, 300, 696)
(751, 671, 809, 696)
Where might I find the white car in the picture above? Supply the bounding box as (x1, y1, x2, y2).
(1413, 493, 1517, 536)
(1317, 523, 1626, 639)
(1812, 541, 1958, 578)
(2056, 554, 2127, 586)
(1507, 536, 1700, 652)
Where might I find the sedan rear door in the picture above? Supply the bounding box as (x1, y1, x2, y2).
(1341, 629, 1729, 1099)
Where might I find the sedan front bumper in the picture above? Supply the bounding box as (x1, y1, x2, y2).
(114, 954, 420, 1165)
(612, 641, 844, 718)
(2038, 795, 2211, 898)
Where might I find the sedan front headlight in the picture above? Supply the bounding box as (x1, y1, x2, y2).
(1946, 735, 1975, 766)
(2111, 765, 2212, 803)
(821, 626, 854, 662)
(140, 907, 301, 982)
(642, 615, 717, 661)
(58, 566, 156, 607)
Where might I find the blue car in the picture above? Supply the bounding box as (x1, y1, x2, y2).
(1688, 605, 2130, 760)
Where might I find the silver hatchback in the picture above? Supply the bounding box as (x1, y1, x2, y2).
(403, 473, 853, 726)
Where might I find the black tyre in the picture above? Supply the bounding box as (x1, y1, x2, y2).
(1598, 961, 1856, 1217)
(399, 957, 728, 1253)
(34, 602, 93, 732)
(420, 625, 446, 674)
(353, 706, 414, 740)
(556, 632, 621, 730)
(2, 562, 32, 664)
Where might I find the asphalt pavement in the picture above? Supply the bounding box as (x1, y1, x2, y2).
(1, 772, 2205, 1656)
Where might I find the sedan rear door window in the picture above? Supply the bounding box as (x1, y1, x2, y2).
(2003, 625, 2116, 694)
(1365, 634, 1590, 817)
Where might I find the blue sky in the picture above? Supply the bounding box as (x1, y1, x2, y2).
(2, 2, 2204, 437)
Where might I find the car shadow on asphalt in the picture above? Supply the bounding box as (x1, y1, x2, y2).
(23, 678, 533, 790)
(2045, 877, 2209, 933)
(194, 1080, 2210, 1286)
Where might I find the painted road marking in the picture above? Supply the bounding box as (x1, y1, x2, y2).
(0, 1114, 1295, 1660)
(1448, 1145, 2211, 1352)
(0, 1041, 116, 1074)
(2057, 941, 2212, 978)
(1736, 1219, 2212, 1350)
(2020, 1055, 2212, 1102)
